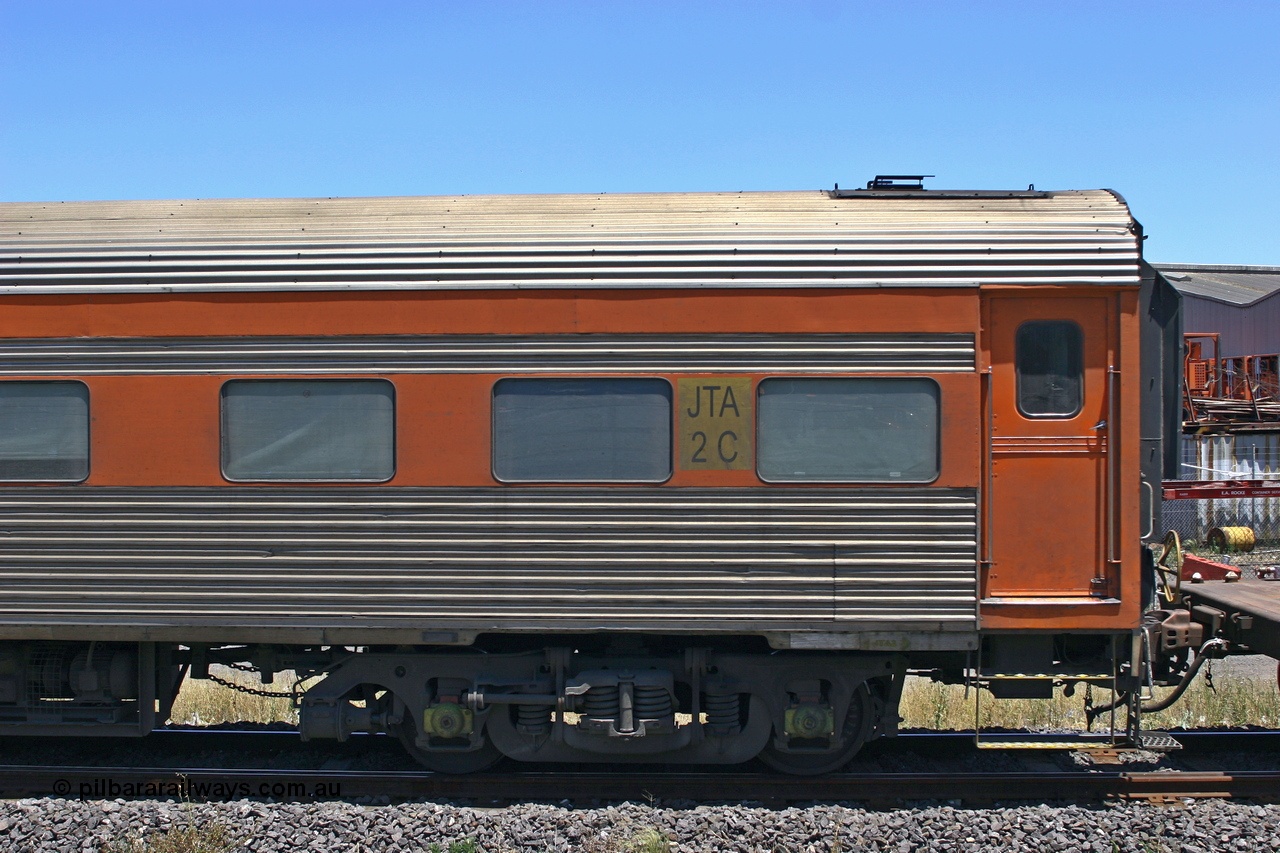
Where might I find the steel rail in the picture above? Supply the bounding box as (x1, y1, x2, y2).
(129, 727, 1280, 755)
(0, 727, 1255, 760)
(3, 729, 1278, 806)
(3, 765, 1278, 805)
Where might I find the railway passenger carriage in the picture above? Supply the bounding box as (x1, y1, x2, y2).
(0, 187, 1183, 773)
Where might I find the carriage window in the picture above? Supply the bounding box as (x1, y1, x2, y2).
(756, 378, 939, 482)
(1016, 321, 1083, 418)
(221, 380, 395, 481)
(0, 381, 89, 482)
(493, 378, 672, 482)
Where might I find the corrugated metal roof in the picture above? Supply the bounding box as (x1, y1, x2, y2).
(1156, 264, 1280, 307)
(0, 190, 1140, 294)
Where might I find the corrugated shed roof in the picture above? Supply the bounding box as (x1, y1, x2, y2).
(0, 189, 1140, 294)
(1156, 264, 1280, 307)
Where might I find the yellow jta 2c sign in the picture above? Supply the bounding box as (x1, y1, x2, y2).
(678, 377, 753, 470)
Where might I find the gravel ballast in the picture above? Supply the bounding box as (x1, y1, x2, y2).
(2, 798, 1278, 852)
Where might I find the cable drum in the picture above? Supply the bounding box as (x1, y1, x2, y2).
(1207, 526, 1256, 553)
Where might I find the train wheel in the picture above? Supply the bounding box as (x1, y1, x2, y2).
(397, 717, 503, 774)
(757, 683, 872, 775)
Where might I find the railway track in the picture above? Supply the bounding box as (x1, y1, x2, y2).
(1, 729, 1277, 805)
(3, 764, 1278, 805)
(7, 722, 1269, 753)
(129, 727, 1280, 755)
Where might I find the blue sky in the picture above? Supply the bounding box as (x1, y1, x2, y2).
(2, 2, 1277, 264)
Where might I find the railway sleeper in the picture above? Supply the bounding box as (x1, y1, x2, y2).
(293, 646, 905, 774)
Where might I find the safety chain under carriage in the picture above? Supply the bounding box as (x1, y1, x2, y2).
(205, 662, 306, 700)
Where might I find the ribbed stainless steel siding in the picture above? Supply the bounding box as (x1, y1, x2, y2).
(0, 191, 1140, 294)
(0, 334, 974, 375)
(0, 487, 977, 634)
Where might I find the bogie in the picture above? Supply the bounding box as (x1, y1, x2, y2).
(285, 645, 906, 774)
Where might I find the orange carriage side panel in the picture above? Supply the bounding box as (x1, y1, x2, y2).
(425, 370, 987, 489)
(396, 374, 495, 486)
(83, 374, 498, 487)
(79, 372, 979, 489)
(10, 287, 983, 490)
(87, 375, 222, 486)
(0, 289, 975, 337)
(606, 372, 978, 489)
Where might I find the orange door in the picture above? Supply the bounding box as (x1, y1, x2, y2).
(984, 295, 1115, 599)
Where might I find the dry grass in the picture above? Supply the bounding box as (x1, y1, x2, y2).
(1145, 668, 1280, 729)
(580, 809, 673, 853)
(426, 841, 478, 853)
(620, 828, 672, 853)
(109, 824, 237, 853)
(167, 666, 299, 726)
(582, 828, 672, 853)
(899, 671, 1280, 731)
(167, 665, 1280, 733)
(107, 802, 238, 853)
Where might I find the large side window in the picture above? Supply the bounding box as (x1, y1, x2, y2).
(1016, 320, 1083, 418)
(493, 378, 672, 482)
(0, 381, 90, 482)
(221, 380, 395, 482)
(757, 378, 939, 482)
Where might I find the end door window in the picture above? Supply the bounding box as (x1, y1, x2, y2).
(1016, 321, 1083, 418)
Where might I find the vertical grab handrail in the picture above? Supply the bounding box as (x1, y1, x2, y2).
(980, 368, 993, 572)
(1140, 480, 1155, 541)
(1106, 364, 1120, 567)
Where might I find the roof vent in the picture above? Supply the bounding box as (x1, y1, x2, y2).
(829, 179, 1048, 199)
(865, 175, 933, 190)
